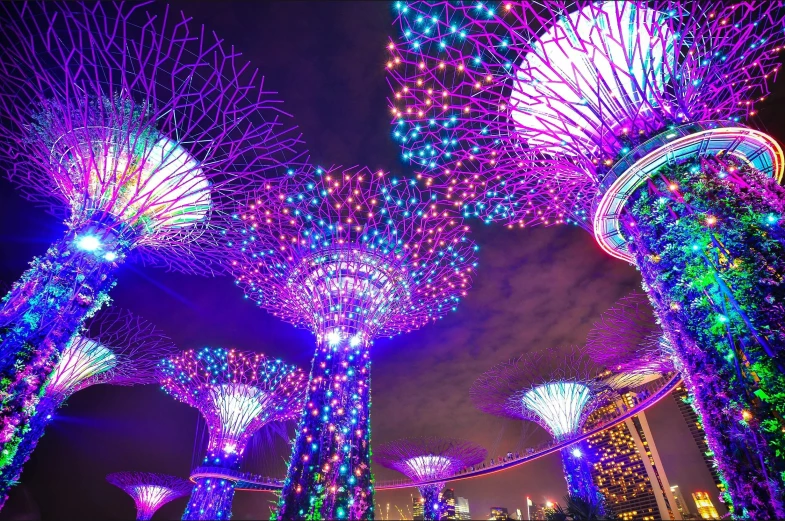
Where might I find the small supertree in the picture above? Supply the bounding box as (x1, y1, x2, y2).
(387, 2, 785, 515)
(158, 348, 307, 520)
(230, 165, 477, 520)
(107, 472, 192, 521)
(585, 291, 676, 378)
(471, 348, 609, 511)
(374, 437, 485, 521)
(0, 308, 175, 506)
(0, 0, 304, 470)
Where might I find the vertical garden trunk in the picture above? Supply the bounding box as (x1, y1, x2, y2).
(560, 443, 604, 515)
(622, 155, 785, 518)
(0, 226, 119, 504)
(277, 340, 373, 520)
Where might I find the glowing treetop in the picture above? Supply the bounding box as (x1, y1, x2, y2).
(375, 437, 486, 520)
(158, 348, 307, 460)
(107, 472, 192, 521)
(386, 1, 784, 230)
(0, 1, 304, 274)
(374, 437, 486, 483)
(471, 348, 608, 440)
(46, 308, 175, 402)
(231, 164, 477, 342)
(586, 291, 676, 379)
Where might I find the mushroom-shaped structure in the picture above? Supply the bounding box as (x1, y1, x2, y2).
(158, 348, 306, 520)
(230, 164, 477, 520)
(471, 348, 608, 510)
(586, 291, 677, 384)
(107, 472, 192, 521)
(0, 0, 304, 462)
(0, 308, 175, 505)
(387, 2, 785, 515)
(374, 437, 485, 521)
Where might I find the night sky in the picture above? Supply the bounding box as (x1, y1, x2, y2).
(1, 2, 783, 520)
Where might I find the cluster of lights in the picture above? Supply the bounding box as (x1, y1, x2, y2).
(106, 472, 193, 521)
(158, 347, 306, 520)
(231, 165, 477, 340)
(386, 0, 784, 227)
(227, 164, 477, 519)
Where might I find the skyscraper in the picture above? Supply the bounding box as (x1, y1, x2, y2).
(585, 390, 680, 521)
(440, 488, 456, 519)
(413, 495, 424, 521)
(670, 485, 692, 517)
(490, 507, 510, 520)
(455, 497, 470, 520)
(692, 492, 720, 520)
(672, 384, 727, 499)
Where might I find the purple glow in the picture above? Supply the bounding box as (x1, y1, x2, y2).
(106, 471, 192, 521)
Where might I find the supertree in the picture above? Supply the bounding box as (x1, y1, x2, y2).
(0, 0, 304, 471)
(230, 164, 477, 519)
(471, 348, 609, 511)
(158, 347, 307, 520)
(387, 1, 785, 515)
(107, 472, 193, 521)
(374, 437, 485, 521)
(586, 291, 676, 378)
(0, 308, 176, 506)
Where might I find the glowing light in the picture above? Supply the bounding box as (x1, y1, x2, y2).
(326, 330, 343, 346)
(509, 2, 674, 155)
(76, 235, 101, 251)
(521, 382, 592, 439)
(571, 448, 582, 458)
(46, 336, 116, 396)
(404, 455, 454, 481)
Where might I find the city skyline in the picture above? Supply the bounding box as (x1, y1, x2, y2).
(1, 1, 782, 519)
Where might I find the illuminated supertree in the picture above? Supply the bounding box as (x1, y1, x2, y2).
(471, 348, 609, 511)
(107, 472, 192, 521)
(374, 437, 485, 521)
(387, 1, 785, 515)
(0, 0, 304, 469)
(0, 308, 175, 506)
(230, 164, 477, 519)
(158, 347, 307, 520)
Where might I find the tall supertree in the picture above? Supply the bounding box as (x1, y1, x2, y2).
(471, 348, 609, 511)
(374, 437, 485, 521)
(0, 308, 175, 506)
(158, 347, 307, 520)
(0, 0, 304, 470)
(387, 1, 785, 516)
(230, 164, 477, 519)
(107, 472, 192, 521)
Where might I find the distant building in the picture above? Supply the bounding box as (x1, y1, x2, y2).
(490, 506, 510, 520)
(692, 492, 719, 520)
(455, 496, 470, 520)
(530, 502, 554, 521)
(413, 495, 424, 520)
(672, 384, 727, 500)
(441, 488, 456, 519)
(670, 485, 691, 517)
(516, 508, 523, 521)
(585, 390, 681, 521)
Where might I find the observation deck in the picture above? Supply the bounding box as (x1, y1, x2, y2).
(189, 373, 680, 492)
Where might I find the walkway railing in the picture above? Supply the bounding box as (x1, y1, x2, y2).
(192, 373, 680, 492)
